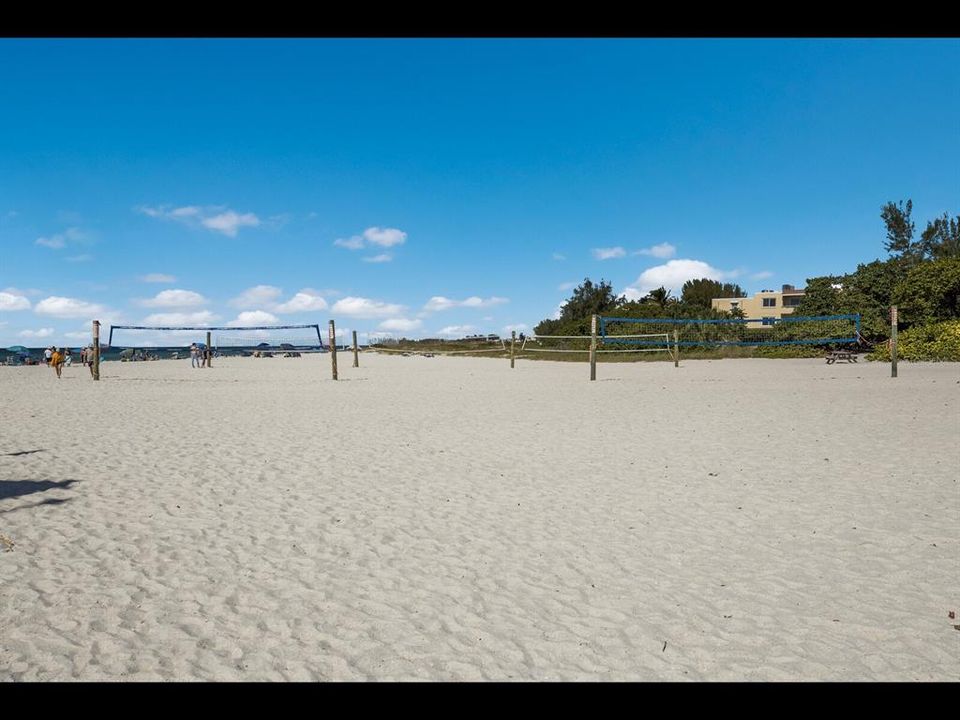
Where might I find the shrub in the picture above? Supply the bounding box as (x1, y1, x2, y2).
(868, 320, 960, 362)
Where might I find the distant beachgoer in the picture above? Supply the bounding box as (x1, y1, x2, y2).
(64, 349, 73, 366)
(44, 347, 53, 366)
(87, 346, 96, 377)
(190, 343, 200, 369)
(80, 347, 87, 366)
(51, 347, 64, 378)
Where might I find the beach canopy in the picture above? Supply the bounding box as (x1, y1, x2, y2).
(6, 345, 29, 353)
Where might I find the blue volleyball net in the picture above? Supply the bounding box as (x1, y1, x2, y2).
(600, 314, 861, 347)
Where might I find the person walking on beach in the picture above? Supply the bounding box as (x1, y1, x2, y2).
(64, 348, 73, 366)
(44, 346, 53, 366)
(190, 343, 200, 369)
(50, 347, 64, 378)
(86, 345, 96, 377)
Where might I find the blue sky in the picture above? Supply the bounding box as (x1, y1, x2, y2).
(1, 38, 958, 346)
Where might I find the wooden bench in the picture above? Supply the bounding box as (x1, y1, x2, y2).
(825, 350, 858, 364)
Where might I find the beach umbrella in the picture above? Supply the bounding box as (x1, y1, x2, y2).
(7, 345, 29, 353)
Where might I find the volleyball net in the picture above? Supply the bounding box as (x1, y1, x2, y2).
(107, 324, 325, 349)
(599, 314, 861, 347)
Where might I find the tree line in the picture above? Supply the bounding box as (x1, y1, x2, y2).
(535, 199, 959, 350)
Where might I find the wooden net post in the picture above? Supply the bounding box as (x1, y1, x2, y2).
(890, 305, 898, 378)
(329, 320, 338, 380)
(510, 330, 516, 369)
(92, 320, 101, 381)
(206, 330, 212, 368)
(589, 314, 598, 381)
(352, 330, 359, 368)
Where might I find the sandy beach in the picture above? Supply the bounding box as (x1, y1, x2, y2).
(1, 353, 957, 681)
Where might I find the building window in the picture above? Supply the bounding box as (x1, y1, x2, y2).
(784, 296, 802, 307)
(762, 317, 775, 326)
(762, 297, 777, 307)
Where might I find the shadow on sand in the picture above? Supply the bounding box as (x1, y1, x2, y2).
(2, 449, 46, 457)
(0, 479, 79, 501)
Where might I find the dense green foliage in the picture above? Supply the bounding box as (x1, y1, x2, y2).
(680, 279, 746, 310)
(795, 200, 959, 343)
(868, 320, 960, 362)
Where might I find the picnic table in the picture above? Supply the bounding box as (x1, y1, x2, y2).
(825, 350, 858, 364)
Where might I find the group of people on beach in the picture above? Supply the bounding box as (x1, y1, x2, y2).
(43, 346, 97, 379)
(189, 343, 212, 368)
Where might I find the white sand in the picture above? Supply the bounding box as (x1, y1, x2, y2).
(1, 353, 957, 681)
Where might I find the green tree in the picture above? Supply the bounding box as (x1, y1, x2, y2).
(919, 213, 960, 261)
(534, 277, 624, 335)
(891, 258, 960, 325)
(556, 278, 624, 321)
(643, 286, 673, 308)
(881, 199, 915, 259)
(680, 278, 746, 310)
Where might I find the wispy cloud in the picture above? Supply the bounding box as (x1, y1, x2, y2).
(143, 311, 218, 325)
(751, 270, 774, 280)
(592, 247, 626, 260)
(423, 296, 508, 312)
(19, 327, 55, 339)
(552, 253, 566, 261)
(140, 273, 176, 283)
(334, 227, 407, 252)
(557, 281, 577, 291)
(437, 325, 477, 338)
(137, 205, 261, 237)
(230, 285, 283, 309)
(378, 317, 422, 332)
(362, 253, 393, 263)
(35, 227, 87, 250)
(634, 242, 676, 259)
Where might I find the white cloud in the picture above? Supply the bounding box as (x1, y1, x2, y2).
(230, 285, 283, 309)
(503, 323, 528, 333)
(141, 273, 176, 283)
(437, 325, 477, 338)
(334, 235, 365, 250)
(423, 296, 508, 312)
(332, 297, 405, 319)
(552, 253, 566, 261)
(363, 227, 407, 247)
(634, 242, 676, 259)
(335, 226, 407, 251)
(34, 226, 88, 250)
(19, 327, 55, 339)
(35, 296, 106, 318)
(64, 331, 91, 340)
(363, 253, 393, 263)
(751, 271, 774, 280)
(378, 317, 422, 332)
(229, 310, 279, 326)
(139, 289, 207, 308)
(557, 281, 576, 291)
(0, 291, 31, 311)
(628, 259, 734, 296)
(201, 211, 260, 237)
(592, 247, 627, 260)
(36, 235, 66, 249)
(138, 205, 260, 237)
(143, 311, 218, 325)
(274, 291, 329, 314)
